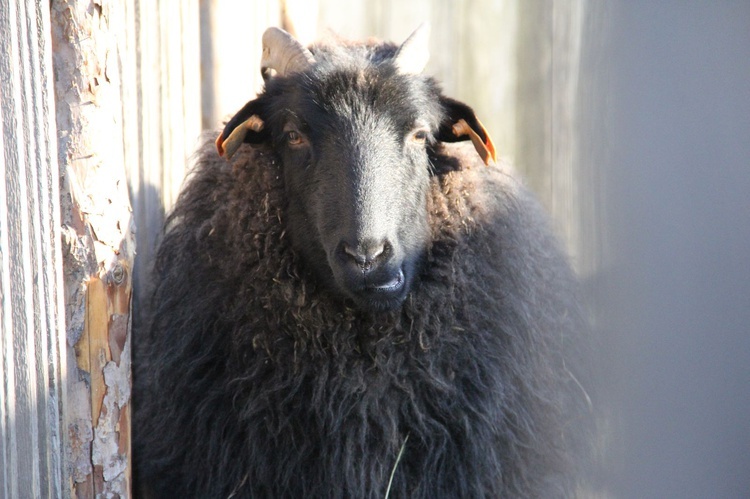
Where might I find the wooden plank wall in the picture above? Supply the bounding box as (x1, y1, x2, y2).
(0, 1, 65, 497)
(1, 1, 201, 497)
(125, 1, 202, 308)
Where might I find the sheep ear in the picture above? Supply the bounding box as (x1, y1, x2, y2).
(435, 97, 497, 165)
(215, 98, 271, 160)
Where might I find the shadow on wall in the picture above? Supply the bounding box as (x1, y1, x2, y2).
(130, 182, 166, 331)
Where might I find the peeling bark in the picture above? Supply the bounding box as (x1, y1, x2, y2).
(51, 0, 135, 496)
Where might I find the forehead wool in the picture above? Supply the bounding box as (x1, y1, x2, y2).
(268, 43, 443, 135)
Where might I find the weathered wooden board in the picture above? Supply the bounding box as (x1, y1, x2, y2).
(0, 1, 65, 497)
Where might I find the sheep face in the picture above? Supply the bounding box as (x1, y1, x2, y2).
(274, 62, 444, 311)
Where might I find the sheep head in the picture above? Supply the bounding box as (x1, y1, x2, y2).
(215, 26, 496, 312)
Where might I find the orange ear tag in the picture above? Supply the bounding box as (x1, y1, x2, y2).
(452, 119, 497, 165)
(216, 115, 265, 160)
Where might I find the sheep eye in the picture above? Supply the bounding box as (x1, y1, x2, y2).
(411, 129, 429, 144)
(286, 130, 304, 146)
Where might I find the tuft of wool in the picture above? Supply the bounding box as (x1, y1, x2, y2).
(134, 138, 591, 498)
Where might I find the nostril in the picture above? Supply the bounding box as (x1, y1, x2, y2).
(342, 243, 364, 264)
(340, 239, 389, 270)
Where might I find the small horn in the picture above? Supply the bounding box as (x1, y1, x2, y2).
(261, 27, 315, 79)
(394, 23, 430, 75)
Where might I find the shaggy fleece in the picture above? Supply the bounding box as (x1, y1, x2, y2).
(134, 139, 591, 498)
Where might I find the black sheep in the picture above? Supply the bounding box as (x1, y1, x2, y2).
(134, 25, 592, 498)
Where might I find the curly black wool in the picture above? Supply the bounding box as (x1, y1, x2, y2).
(133, 138, 592, 498)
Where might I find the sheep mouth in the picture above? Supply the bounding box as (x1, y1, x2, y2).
(364, 268, 404, 294)
(348, 268, 409, 312)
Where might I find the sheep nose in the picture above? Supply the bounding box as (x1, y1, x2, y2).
(340, 239, 388, 272)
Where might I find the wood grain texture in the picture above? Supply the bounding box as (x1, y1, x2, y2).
(0, 1, 65, 497)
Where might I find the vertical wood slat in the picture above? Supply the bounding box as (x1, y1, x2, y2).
(199, 0, 280, 131)
(549, 0, 585, 270)
(0, 0, 65, 497)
